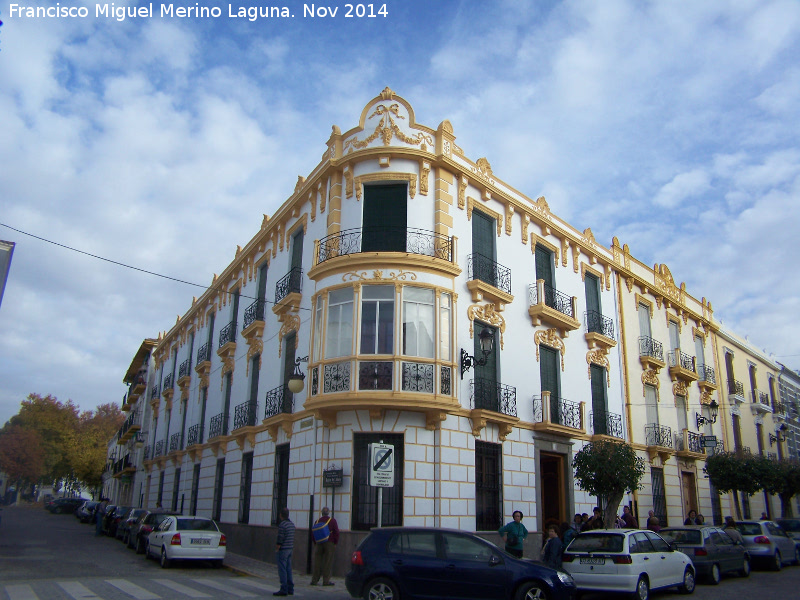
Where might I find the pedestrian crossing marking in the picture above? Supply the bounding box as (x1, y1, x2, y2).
(105, 579, 161, 599)
(191, 579, 256, 597)
(232, 579, 276, 592)
(58, 581, 103, 599)
(5, 585, 37, 600)
(152, 579, 212, 598)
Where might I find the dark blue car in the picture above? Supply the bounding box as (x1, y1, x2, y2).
(345, 526, 577, 600)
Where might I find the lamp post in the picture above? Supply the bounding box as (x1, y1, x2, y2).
(287, 356, 310, 394)
(769, 423, 788, 446)
(460, 327, 494, 379)
(695, 399, 719, 430)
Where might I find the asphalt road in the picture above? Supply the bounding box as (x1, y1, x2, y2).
(2, 504, 800, 600)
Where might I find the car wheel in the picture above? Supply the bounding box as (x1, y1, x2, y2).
(515, 581, 548, 600)
(136, 537, 145, 554)
(631, 576, 649, 600)
(708, 563, 721, 585)
(740, 557, 751, 577)
(145, 541, 153, 560)
(364, 577, 399, 600)
(773, 551, 782, 571)
(160, 547, 171, 569)
(678, 567, 695, 594)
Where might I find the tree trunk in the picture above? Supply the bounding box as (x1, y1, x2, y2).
(732, 490, 742, 520)
(779, 493, 794, 518)
(603, 491, 625, 531)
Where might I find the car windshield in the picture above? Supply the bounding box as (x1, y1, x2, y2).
(659, 529, 702, 544)
(777, 520, 800, 532)
(736, 523, 763, 536)
(567, 533, 625, 553)
(176, 519, 218, 531)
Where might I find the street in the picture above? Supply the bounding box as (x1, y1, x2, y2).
(2, 504, 800, 600)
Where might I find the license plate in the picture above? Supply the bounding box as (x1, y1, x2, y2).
(580, 557, 605, 565)
(191, 538, 211, 545)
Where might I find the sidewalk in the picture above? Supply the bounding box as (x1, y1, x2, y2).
(224, 551, 342, 595)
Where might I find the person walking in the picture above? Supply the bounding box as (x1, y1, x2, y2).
(498, 510, 528, 558)
(540, 525, 563, 569)
(310, 506, 339, 587)
(274, 508, 295, 597)
(724, 516, 744, 544)
(95, 498, 108, 536)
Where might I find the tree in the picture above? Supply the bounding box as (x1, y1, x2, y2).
(0, 425, 45, 499)
(704, 452, 761, 520)
(573, 440, 646, 529)
(72, 404, 124, 491)
(750, 455, 800, 518)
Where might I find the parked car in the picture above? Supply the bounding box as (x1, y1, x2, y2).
(145, 516, 226, 568)
(106, 505, 131, 538)
(129, 510, 179, 553)
(100, 505, 118, 535)
(734, 520, 800, 570)
(116, 508, 149, 543)
(561, 529, 695, 600)
(775, 518, 800, 544)
(76, 501, 100, 523)
(46, 497, 85, 515)
(659, 526, 750, 583)
(345, 526, 577, 600)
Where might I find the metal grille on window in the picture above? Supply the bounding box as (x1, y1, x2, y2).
(475, 441, 502, 531)
(650, 467, 667, 527)
(358, 361, 393, 390)
(311, 367, 319, 395)
(440, 366, 451, 395)
(324, 361, 351, 393)
(401, 362, 434, 393)
(352, 433, 404, 530)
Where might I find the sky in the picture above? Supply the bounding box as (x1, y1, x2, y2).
(1, 0, 800, 426)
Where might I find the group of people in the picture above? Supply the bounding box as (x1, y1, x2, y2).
(272, 506, 340, 597)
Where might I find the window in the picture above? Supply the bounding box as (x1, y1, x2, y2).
(180, 398, 188, 450)
(439, 293, 452, 360)
(206, 311, 216, 352)
(171, 468, 181, 512)
(644, 530, 670, 551)
(238, 452, 254, 524)
(441, 532, 495, 562)
(387, 531, 438, 557)
(157, 471, 165, 507)
(257, 261, 269, 302)
(313, 296, 324, 361)
(190, 464, 200, 516)
(272, 444, 290, 525)
(638, 303, 651, 338)
(222, 372, 232, 436)
(475, 441, 501, 531)
(676, 396, 688, 433)
(363, 184, 407, 252)
(590, 364, 608, 435)
(402, 287, 435, 357)
(473, 211, 497, 287)
(326, 288, 354, 358)
(535, 244, 555, 290)
(212, 458, 225, 522)
(668, 320, 680, 351)
(630, 532, 654, 553)
(651, 467, 667, 527)
(694, 335, 705, 371)
(199, 387, 208, 444)
(540, 345, 560, 422)
(249, 354, 260, 415)
(352, 433, 404, 530)
(645, 384, 659, 426)
(360, 285, 394, 354)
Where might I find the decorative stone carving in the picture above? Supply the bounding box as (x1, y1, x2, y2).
(534, 328, 565, 371)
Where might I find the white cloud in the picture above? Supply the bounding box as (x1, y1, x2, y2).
(653, 169, 712, 208)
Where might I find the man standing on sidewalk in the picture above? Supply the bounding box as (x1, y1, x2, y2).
(95, 498, 108, 536)
(310, 506, 339, 586)
(274, 508, 295, 597)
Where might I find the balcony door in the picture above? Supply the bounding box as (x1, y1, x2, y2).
(363, 184, 407, 252)
(472, 211, 497, 287)
(590, 364, 607, 435)
(540, 345, 561, 423)
(474, 324, 499, 410)
(638, 303, 651, 338)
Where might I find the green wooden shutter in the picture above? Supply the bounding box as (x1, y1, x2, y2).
(363, 184, 407, 252)
(585, 273, 601, 315)
(535, 245, 554, 287)
(539, 346, 560, 423)
(590, 364, 607, 435)
(291, 230, 304, 271)
(472, 211, 496, 287)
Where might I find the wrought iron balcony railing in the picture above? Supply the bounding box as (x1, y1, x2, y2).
(440, 366, 452, 396)
(178, 358, 192, 379)
(233, 400, 259, 429)
(698, 364, 716, 384)
(467, 253, 512, 295)
(728, 379, 744, 397)
(264, 384, 293, 419)
(532, 394, 581, 428)
(170, 432, 181, 452)
(528, 282, 575, 318)
(758, 391, 770, 406)
(150, 384, 160, 400)
(471, 377, 517, 416)
(668, 350, 696, 372)
(638, 336, 664, 361)
(317, 227, 454, 264)
(589, 410, 623, 438)
(323, 361, 351, 393)
(585, 310, 615, 339)
(163, 373, 174, 390)
(197, 342, 211, 364)
(243, 299, 266, 329)
(645, 423, 672, 447)
(401, 362, 434, 393)
(187, 423, 202, 446)
(358, 361, 393, 390)
(208, 412, 228, 439)
(219, 320, 237, 348)
(275, 267, 303, 303)
(675, 430, 704, 454)
(154, 440, 165, 457)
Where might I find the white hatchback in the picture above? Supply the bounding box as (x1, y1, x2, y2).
(562, 529, 695, 600)
(145, 516, 227, 568)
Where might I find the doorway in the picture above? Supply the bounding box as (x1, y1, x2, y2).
(682, 471, 698, 517)
(540, 453, 565, 531)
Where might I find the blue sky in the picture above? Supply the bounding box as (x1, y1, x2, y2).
(1, 0, 800, 425)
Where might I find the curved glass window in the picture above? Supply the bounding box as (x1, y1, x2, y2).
(360, 285, 394, 354)
(402, 287, 435, 358)
(326, 288, 354, 358)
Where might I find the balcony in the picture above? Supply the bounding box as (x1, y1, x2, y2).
(154, 440, 165, 458)
(218, 320, 237, 349)
(117, 410, 141, 444)
(469, 377, 519, 440)
(527, 281, 580, 336)
(169, 432, 182, 453)
(243, 298, 266, 332)
(195, 342, 212, 384)
(150, 384, 160, 402)
(121, 391, 131, 412)
(358, 361, 393, 391)
(532, 392, 585, 437)
(208, 412, 228, 440)
(675, 429, 706, 460)
(161, 373, 175, 403)
(234, 400, 259, 430)
(589, 410, 624, 439)
(264, 384, 294, 441)
(638, 336, 666, 372)
(668, 350, 698, 384)
(750, 389, 773, 415)
(127, 372, 147, 405)
(467, 253, 513, 308)
(728, 379, 745, 403)
(187, 423, 202, 447)
(644, 423, 673, 462)
(697, 364, 717, 392)
(112, 454, 135, 479)
(584, 310, 616, 350)
(274, 267, 303, 314)
(178, 359, 192, 380)
(317, 226, 454, 264)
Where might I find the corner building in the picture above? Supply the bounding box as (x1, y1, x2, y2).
(120, 89, 736, 570)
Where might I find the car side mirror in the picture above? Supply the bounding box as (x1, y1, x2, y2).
(489, 555, 502, 566)
(669, 542, 678, 552)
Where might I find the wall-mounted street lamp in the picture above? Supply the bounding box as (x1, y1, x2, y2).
(287, 356, 310, 394)
(769, 423, 788, 446)
(695, 399, 719, 429)
(460, 327, 494, 380)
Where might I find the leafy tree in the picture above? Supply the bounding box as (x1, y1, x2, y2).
(750, 455, 800, 518)
(73, 404, 124, 491)
(0, 425, 45, 500)
(704, 452, 761, 520)
(573, 440, 646, 529)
